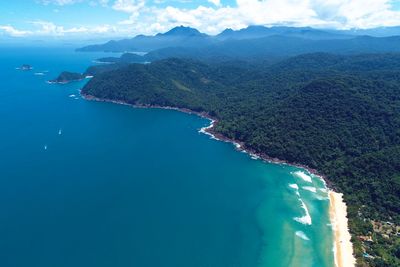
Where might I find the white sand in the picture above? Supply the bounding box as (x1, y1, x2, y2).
(329, 191, 356, 267)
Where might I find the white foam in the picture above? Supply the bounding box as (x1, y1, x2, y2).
(319, 188, 328, 193)
(34, 72, 45, 76)
(295, 231, 310, 241)
(289, 184, 299, 190)
(289, 183, 300, 197)
(302, 186, 317, 193)
(251, 155, 259, 160)
(199, 120, 218, 140)
(294, 198, 312, 225)
(292, 171, 313, 183)
(315, 195, 330, 201)
(69, 94, 76, 98)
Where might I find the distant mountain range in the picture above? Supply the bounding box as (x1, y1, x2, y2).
(77, 26, 214, 52)
(71, 24, 400, 267)
(77, 25, 400, 53)
(92, 34, 400, 64)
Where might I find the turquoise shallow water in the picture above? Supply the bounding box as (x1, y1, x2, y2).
(0, 47, 335, 267)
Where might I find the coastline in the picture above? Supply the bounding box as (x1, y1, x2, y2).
(81, 94, 330, 181)
(329, 191, 356, 267)
(47, 75, 93, 85)
(82, 94, 356, 266)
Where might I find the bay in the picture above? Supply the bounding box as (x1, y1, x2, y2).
(0, 46, 334, 267)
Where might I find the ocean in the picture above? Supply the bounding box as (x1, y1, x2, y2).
(0, 46, 335, 267)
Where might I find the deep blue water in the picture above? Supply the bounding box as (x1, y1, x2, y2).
(0, 47, 334, 267)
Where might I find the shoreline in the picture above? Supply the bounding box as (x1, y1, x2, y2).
(329, 191, 356, 267)
(82, 94, 356, 267)
(82, 94, 330, 182)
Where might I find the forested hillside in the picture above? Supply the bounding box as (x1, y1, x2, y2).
(93, 35, 400, 64)
(82, 54, 400, 266)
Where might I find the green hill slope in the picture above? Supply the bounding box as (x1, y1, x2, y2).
(82, 54, 400, 266)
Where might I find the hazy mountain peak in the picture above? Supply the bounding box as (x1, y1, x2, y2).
(161, 26, 205, 37)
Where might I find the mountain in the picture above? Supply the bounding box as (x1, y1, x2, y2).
(77, 25, 358, 53)
(77, 25, 400, 54)
(77, 26, 213, 52)
(216, 25, 352, 40)
(341, 26, 400, 37)
(96, 35, 400, 64)
(81, 54, 400, 266)
(159, 25, 206, 37)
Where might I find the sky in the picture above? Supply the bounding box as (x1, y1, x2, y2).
(1, 0, 400, 40)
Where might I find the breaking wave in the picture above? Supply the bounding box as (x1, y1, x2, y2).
(302, 186, 317, 193)
(292, 171, 312, 183)
(295, 231, 310, 241)
(294, 198, 312, 225)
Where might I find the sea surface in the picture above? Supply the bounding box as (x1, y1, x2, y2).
(0, 46, 335, 267)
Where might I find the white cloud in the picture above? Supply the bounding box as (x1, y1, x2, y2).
(38, 0, 109, 5)
(108, 0, 400, 36)
(38, 0, 82, 5)
(4, 0, 400, 38)
(0, 21, 116, 38)
(0, 25, 32, 37)
(89, 0, 109, 6)
(112, 0, 145, 13)
(113, 1, 326, 35)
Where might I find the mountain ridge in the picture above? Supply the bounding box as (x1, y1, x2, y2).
(76, 25, 355, 52)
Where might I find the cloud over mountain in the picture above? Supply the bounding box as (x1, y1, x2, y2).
(1, 0, 400, 38)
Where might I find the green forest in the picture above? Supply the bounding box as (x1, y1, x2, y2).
(81, 53, 400, 266)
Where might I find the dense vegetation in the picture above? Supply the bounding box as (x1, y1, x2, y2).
(90, 35, 400, 64)
(81, 54, 400, 266)
(49, 71, 84, 83)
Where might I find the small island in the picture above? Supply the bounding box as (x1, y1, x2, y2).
(48, 71, 85, 84)
(20, 64, 33, 71)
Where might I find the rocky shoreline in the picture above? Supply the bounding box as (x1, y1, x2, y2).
(82, 93, 334, 188)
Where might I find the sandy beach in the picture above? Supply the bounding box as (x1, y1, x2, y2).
(85, 94, 354, 266)
(329, 191, 356, 267)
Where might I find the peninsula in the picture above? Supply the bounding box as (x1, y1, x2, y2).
(48, 71, 85, 84)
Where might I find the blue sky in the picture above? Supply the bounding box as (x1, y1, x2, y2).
(1, 0, 400, 39)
